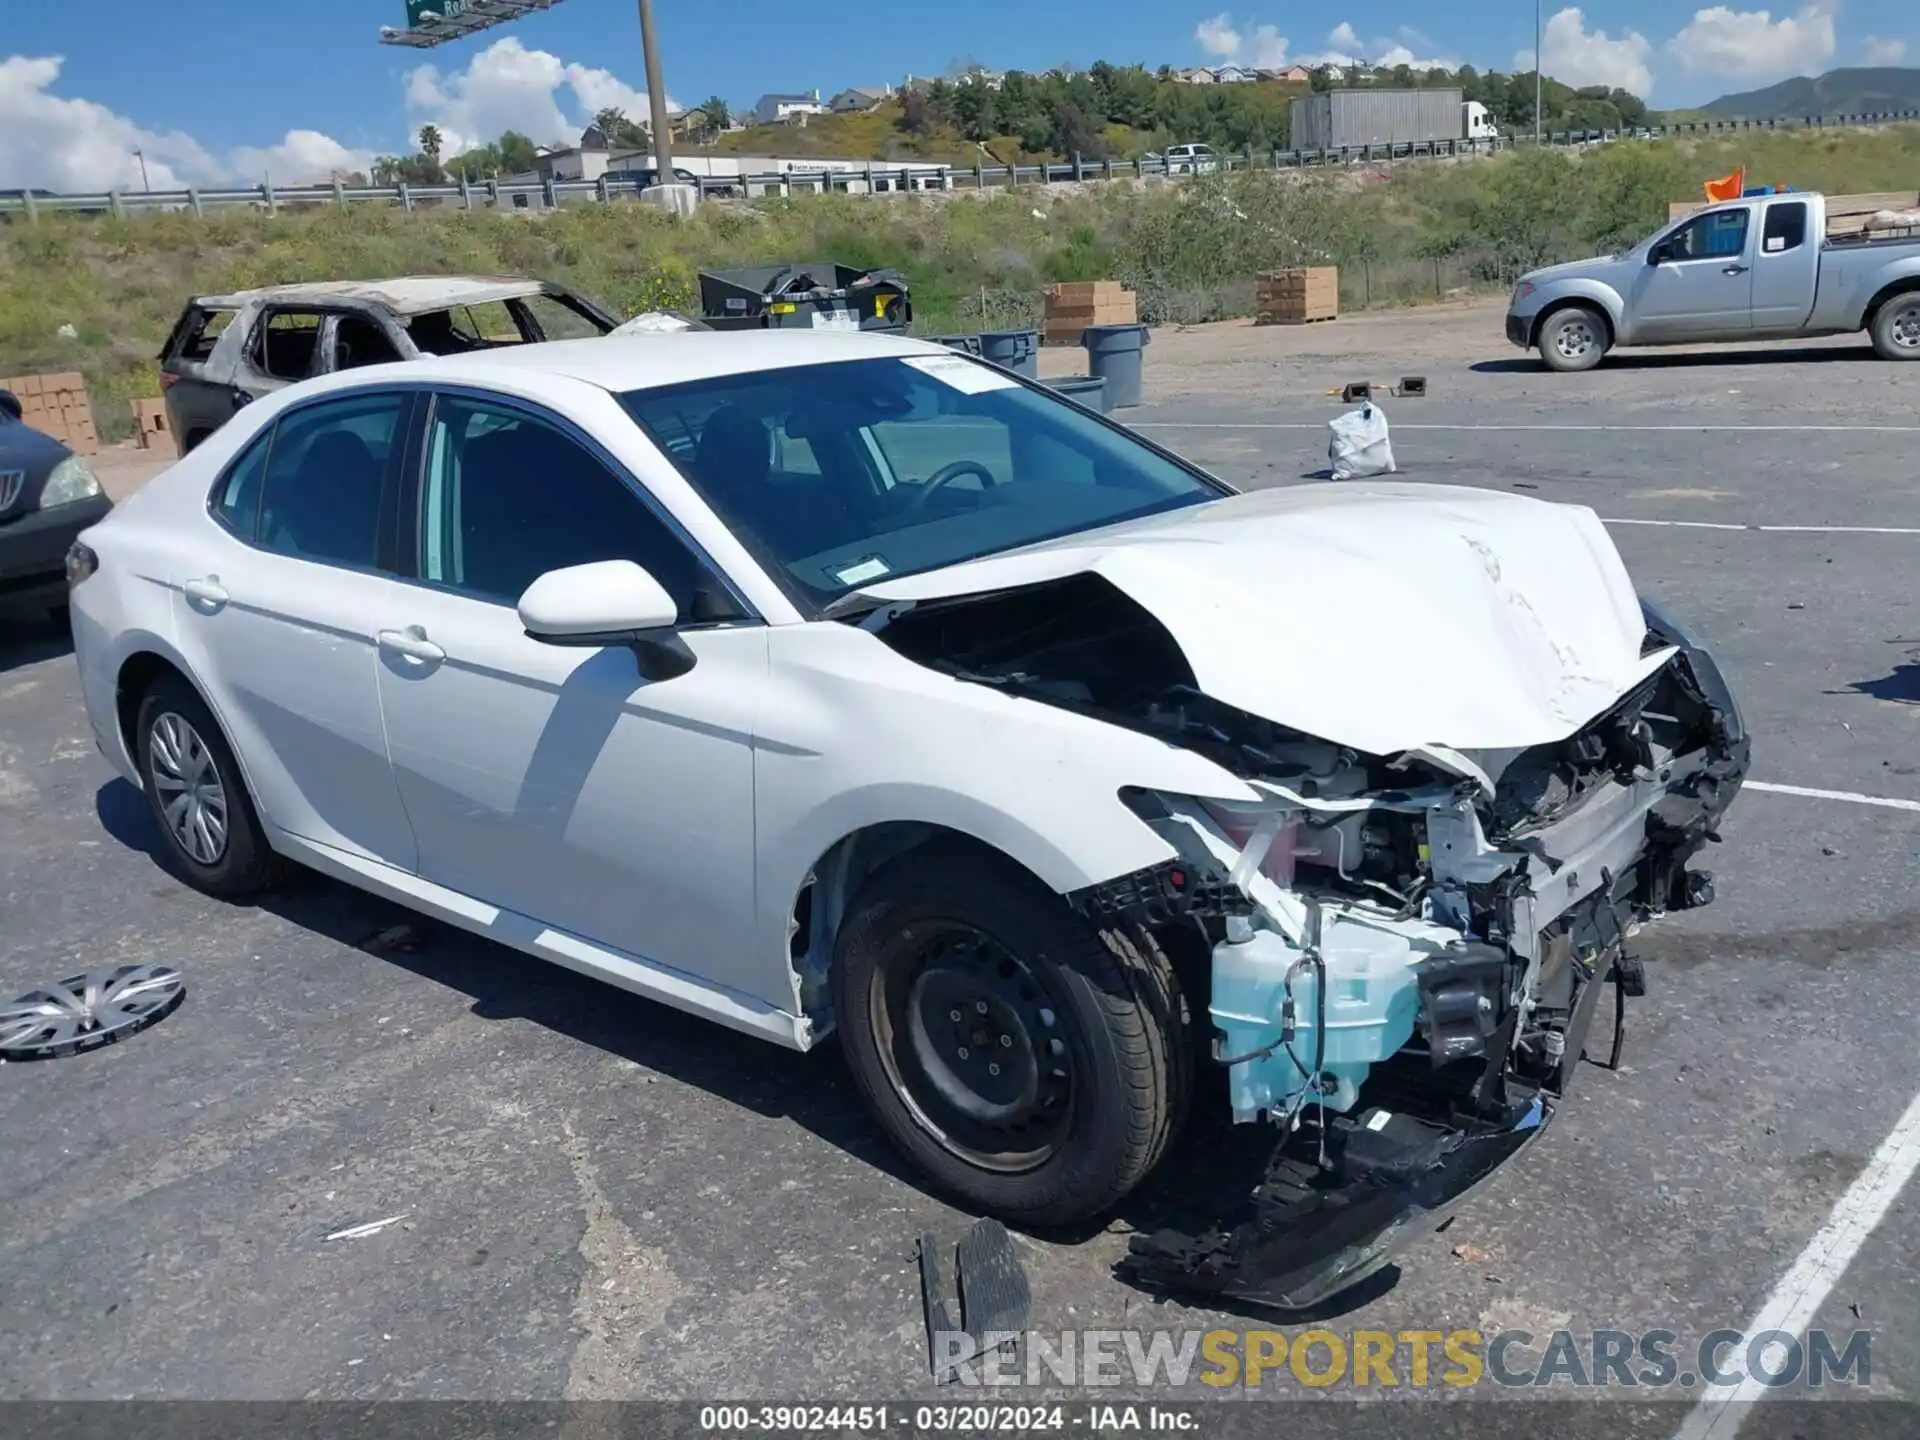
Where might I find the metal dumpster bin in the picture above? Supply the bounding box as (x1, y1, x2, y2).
(698, 263, 911, 333)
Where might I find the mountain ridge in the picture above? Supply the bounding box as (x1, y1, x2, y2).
(1702, 67, 1920, 118)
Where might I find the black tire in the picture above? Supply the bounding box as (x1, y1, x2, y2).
(1537, 306, 1609, 372)
(182, 429, 213, 454)
(831, 839, 1190, 1227)
(1869, 293, 1920, 361)
(134, 673, 286, 897)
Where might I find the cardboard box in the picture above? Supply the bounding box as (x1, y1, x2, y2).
(3, 370, 101, 454)
(133, 397, 177, 454)
(1255, 266, 1339, 325)
(1042, 280, 1140, 344)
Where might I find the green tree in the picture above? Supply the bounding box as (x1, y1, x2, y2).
(497, 130, 538, 173)
(592, 107, 649, 148)
(698, 95, 730, 135)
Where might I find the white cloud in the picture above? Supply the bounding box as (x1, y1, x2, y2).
(1299, 21, 1457, 70)
(1515, 7, 1656, 94)
(1862, 35, 1908, 65)
(1667, 2, 1838, 79)
(403, 36, 677, 156)
(1193, 13, 1291, 69)
(0, 54, 367, 191)
(230, 131, 377, 185)
(1196, 14, 1243, 58)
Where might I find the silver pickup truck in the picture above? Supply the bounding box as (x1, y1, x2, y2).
(1505, 191, 1920, 370)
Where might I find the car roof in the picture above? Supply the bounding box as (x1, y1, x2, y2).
(190, 276, 561, 315)
(409, 329, 951, 393)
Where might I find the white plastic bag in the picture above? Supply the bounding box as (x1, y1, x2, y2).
(1327, 402, 1396, 480)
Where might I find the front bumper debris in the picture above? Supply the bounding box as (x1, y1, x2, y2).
(1124, 1095, 1547, 1311)
(1094, 629, 1748, 1309)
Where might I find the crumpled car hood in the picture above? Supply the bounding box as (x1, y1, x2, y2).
(855, 484, 1670, 756)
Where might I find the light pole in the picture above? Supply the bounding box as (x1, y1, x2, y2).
(133, 147, 151, 192)
(1534, 0, 1543, 145)
(637, 0, 675, 176)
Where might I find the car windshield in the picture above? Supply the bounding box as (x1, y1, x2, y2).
(619, 355, 1224, 611)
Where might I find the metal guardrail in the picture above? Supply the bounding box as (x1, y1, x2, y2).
(7, 110, 1920, 220)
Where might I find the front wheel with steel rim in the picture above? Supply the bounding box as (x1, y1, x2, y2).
(1870, 294, 1920, 361)
(1538, 306, 1609, 372)
(831, 839, 1190, 1227)
(135, 672, 286, 897)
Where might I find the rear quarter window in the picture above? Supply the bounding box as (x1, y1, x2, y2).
(161, 306, 237, 365)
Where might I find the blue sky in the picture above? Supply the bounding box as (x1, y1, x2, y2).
(1, 0, 1913, 189)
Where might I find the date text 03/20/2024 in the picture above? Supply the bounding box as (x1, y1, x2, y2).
(697, 1405, 1196, 1432)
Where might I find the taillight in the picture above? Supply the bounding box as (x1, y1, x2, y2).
(158, 372, 178, 390)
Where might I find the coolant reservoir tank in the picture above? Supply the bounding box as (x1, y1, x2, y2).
(1210, 919, 1433, 1124)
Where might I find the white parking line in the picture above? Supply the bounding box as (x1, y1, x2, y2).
(1133, 422, 1920, 433)
(1605, 518, 1920, 536)
(1672, 1089, 1920, 1440)
(1744, 781, 1920, 813)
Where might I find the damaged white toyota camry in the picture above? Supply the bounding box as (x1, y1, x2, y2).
(66, 332, 1747, 1307)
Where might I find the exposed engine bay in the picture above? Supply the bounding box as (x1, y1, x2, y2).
(868, 570, 1749, 1308)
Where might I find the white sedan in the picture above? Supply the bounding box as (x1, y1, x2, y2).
(67, 331, 1748, 1306)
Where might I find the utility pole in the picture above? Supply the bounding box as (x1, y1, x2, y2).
(134, 147, 151, 192)
(1534, 0, 1543, 145)
(637, 0, 675, 175)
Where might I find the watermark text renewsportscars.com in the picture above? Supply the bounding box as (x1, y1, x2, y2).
(933, 1327, 1874, 1392)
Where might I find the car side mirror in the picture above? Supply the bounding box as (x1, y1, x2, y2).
(1648, 242, 1673, 265)
(518, 559, 694, 679)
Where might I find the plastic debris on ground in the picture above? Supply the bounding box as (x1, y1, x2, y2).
(1328, 401, 1397, 480)
(917, 1218, 1032, 1383)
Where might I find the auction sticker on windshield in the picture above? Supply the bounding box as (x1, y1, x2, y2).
(904, 353, 1021, 394)
(831, 555, 893, 586)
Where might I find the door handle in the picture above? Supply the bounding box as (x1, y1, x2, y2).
(183, 576, 229, 609)
(377, 627, 446, 664)
(1722, 264, 1750, 275)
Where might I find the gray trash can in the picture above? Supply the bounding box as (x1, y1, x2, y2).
(1079, 323, 1149, 408)
(979, 328, 1039, 378)
(1042, 374, 1110, 414)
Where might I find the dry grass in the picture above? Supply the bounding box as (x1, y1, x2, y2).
(5, 123, 1917, 440)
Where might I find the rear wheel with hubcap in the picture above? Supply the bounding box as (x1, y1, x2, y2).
(1538, 306, 1609, 372)
(831, 841, 1190, 1227)
(135, 674, 286, 897)
(1870, 293, 1920, 361)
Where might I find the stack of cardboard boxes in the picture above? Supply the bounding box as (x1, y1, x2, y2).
(132, 398, 177, 456)
(1255, 267, 1340, 326)
(1043, 280, 1139, 345)
(1, 372, 101, 455)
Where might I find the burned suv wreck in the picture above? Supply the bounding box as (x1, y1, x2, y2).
(858, 498, 1747, 1310)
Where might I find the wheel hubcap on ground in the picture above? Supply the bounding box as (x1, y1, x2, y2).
(0, 964, 185, 1060)
(1556, 318, 1597, 359)
(148, 712, 228, 865)
(876, 927, 1074, 1173)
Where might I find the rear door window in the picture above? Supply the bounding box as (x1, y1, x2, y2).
(329, 314, 406, 370)
(252, 310, 328, 381)
(256, 392, 409, 568)
(512, 292, 610, 341)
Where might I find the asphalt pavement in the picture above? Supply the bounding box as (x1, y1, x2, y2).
(4, 327, 1920, 1434)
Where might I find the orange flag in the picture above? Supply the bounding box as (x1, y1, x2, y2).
(1703, 167, 1746, 202)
